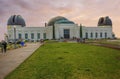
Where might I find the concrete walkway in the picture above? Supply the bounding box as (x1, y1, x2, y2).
(0, 43, 41, 79)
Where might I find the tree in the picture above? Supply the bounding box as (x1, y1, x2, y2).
(53, 24, 55, 39)
(80, 24, 82, 38)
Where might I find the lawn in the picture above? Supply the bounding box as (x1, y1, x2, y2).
(5, 42, 120, 79)
(86, 39, 120, 45)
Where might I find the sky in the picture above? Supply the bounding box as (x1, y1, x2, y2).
(0, 0, 120, 40)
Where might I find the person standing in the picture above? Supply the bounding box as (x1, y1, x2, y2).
(0, 42, 3, 53)
(1, 40, 7, 53)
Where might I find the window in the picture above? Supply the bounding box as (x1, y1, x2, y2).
(18, 33, 22, 39)
(95, 32, 98, 38)
(90, 32, 93, 38)
(37, 33, 40, 39)
(100, 32, 102, 38)
(25, 33, 28, 39)
(31, 33, 34, 39)
(43, 33, 46, 39)
(64, 29, 69, 34)
(85, 32, 88, 39)
(64, 29, 70, 39)
(112, 33, 115, 38)
(105, 32, 107, 38)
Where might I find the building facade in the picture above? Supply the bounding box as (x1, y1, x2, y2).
(7, 15, 114, 42)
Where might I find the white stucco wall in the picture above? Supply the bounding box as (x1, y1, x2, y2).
(7, 25, 113, 42)
(82, 26, 112, 39)
(54, 24, 79, 39)
(7, 25, 53, 42)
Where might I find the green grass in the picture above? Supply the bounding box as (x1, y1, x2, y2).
(5, 42, 120, 79)
(87, 39, 120, 45)
(101, 41, 120, 45)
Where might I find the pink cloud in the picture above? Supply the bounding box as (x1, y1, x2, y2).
(0, 0, 120, 41)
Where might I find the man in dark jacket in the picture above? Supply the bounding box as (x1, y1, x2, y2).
(1, 40, 7, 53)
(0, 42, 3, 53)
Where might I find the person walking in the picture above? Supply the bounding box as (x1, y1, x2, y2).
(0, 42, 3, 53)
(1, 40, 7, 53)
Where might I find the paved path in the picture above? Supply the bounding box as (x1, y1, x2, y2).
(0, 43, 41, 79)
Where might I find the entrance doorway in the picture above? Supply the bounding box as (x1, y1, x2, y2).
(64, 29, 70, 39)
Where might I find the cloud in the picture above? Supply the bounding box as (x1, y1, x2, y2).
(0, 0, 120, 40)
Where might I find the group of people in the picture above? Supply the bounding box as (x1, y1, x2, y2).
(76, 38, 86, 43)
(40, 39, 44, 43)
(0, 40, 7, 53)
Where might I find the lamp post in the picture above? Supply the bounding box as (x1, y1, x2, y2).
(13, 25, 16, 48)
(4, 33, 8, 43)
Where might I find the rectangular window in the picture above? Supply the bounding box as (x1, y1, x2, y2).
(64, 29, 70, 39)
(43, 33, 46, 39)
(37, 33, 40, 39)
(25, 33, 28, 39)
(31, 33, 34, 39)
(18, 33, 22, 39)
(91, 33, 93, 38)
(100, 32, 102, 38)
(95, 33, 98, 38)
(85, 32, 88, 39)
(105, 32, 107, 38)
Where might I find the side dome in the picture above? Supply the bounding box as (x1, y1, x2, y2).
(98, 16, 112, 26)
(104, 16, 112, 26)
(98, 17, 104, 26)
(7, 15, 26, 27)
(48, 16, 74, 26)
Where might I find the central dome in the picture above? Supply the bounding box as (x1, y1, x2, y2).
(48, 16, 74, 26)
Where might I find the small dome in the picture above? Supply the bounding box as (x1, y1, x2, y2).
(104, 16, 112, 26)
(48, 16, 74, 26)
(98, 16, 112, 26)
(7, 15, 26, 27)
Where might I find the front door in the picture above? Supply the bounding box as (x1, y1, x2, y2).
(64, 29, 70, 39)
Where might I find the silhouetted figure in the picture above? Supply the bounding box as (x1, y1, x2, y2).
(0, 42, 3, 53)
(40, 39, 44, 43)
(77, 38, 80, 43)
(1, 40, 7, 53)
(83, 38, 86, 43)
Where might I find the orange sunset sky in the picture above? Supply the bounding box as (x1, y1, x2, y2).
(0, 0, 120, 40)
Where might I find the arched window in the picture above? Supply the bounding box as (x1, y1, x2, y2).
(85, 32, 88, 39)
(100, 32, 102, 38)
(105, 32, 107, 38)
(90, 32, 93, 38)
(95, 32, 98, 38)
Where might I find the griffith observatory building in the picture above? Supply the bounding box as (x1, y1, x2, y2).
(7, 15, 114, 42)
